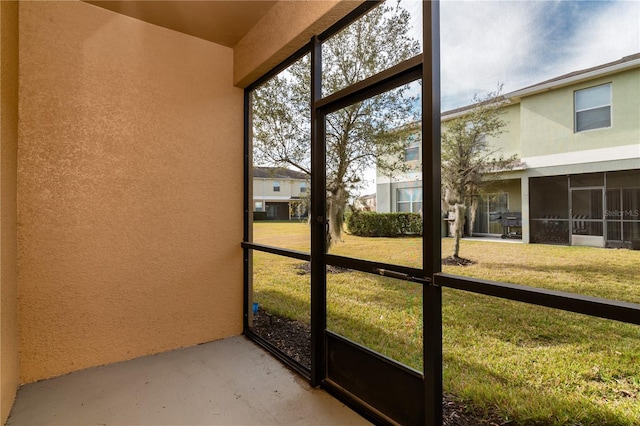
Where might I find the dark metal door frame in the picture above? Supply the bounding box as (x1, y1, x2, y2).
(243, 2, 640, 425)
(308, 3, 442, 424)
(569, 186, 606, 245)
(245, 2, 444, 424)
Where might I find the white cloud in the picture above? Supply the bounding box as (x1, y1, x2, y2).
(439, 0, 640, 110)
(554, 1, 640, 75)
(440, 1, 547, 108)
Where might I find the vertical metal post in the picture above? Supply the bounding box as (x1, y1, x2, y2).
(243, 89, 251, 332)
(568, 175, 572, 245)
(603, 173, 607, 242)
(310, 35, 327, 387)
(423, 1, 443, 425)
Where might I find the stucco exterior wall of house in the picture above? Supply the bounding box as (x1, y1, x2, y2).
(487, 103, 522, 160)
(441, 102, 523, 163)
(1, 1, 19, 423)
(233, 0, 363, 87)
(17, 1, 243, 383)
(253, 178, 306, 199)
(499, 178, 522, 212)
(520, 69, 640, 160)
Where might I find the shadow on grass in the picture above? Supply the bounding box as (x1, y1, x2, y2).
(252, 287, 423, 371)
(443, 289, 640, 346)
(444, 355, 634, 425)
(254, 287, 640, 424)
(475, 259, 639, 288)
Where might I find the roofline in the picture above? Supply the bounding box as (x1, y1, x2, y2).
(506, 55, 640, 100)
(442, 53, 640, 121)
(253, 176, 307, 181)
(252, 166, 308, 180)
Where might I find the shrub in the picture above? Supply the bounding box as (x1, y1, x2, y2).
(253, 211, 268, 221)
(347, 211, 422, 237)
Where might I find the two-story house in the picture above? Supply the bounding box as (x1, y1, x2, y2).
(377, 53, 640, 247)
(253, 167, 309, 220)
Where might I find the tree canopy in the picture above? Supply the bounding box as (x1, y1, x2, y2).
(441, 87, 516, 258)
(252, 2, 421, 244)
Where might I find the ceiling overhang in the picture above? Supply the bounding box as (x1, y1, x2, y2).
(84, 1, 279, 47)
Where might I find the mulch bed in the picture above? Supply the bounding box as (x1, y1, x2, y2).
(442, 256, 477, 266)
(251, 309, 506, 426)
(251, 310, 312, 368)
(294, 261, 350, 275)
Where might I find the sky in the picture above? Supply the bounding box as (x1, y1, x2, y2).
(435, 0, 640, 111)
(358, 0, 639, 194)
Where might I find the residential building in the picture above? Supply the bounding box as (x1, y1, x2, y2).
(253, 167, 309, 220)
(354, 193, 377, 211)
(377, 53, 640, 248)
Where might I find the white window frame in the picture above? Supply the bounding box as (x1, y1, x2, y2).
(475, 192, 509, 235)
(574, 83, 612, 133)
(404, 145, 419, 162)
(397, 187, 422, 213)
(273, 181, 280, 192)
(403, 134, 420, 162)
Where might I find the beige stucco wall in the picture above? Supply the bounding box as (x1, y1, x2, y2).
(1, 1, 19, 423)
(489, 103, 521, 160)
(233, 0, 363, 87)
(502, 179, 522, 212)
(253, 178, 306, 199)
(18, 1, 243, 383)
(520, 68, 640, 158)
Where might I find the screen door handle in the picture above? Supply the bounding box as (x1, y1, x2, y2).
(375, 268, 431, 285)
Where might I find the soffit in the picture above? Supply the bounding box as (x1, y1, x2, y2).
(84, 1, 279, 47)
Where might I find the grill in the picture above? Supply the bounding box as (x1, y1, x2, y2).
(500, 212, 522, 239)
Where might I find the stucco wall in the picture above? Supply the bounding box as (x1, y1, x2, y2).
(520, 69, 640, 158)
(18, 1, 243, 383)
(253, 178, 306, 198)
(233, 0, 363, 87)
(1, 1, 19, 422)
(489, 103, 521, 160)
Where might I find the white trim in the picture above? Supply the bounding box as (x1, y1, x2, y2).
(571, 234, 605, 248)
(508, 58, 640, 100)
(253, 196, 292, 201)
(442, 57, 640, 121)
(376, 172, 421, 185)
(522, 144, 640, 168)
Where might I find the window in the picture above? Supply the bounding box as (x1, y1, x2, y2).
(300, 182, 307, 193)
(474, 193, 508, 234)
(255, 201, 263, 212)
(403, 133, 420, 162)
(397, 187, 422, 213)
(574, 83, 611, 132)
(273, 181, 280, 192)
(404, 146, 419, 162)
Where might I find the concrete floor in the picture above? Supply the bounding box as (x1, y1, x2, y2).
(7, 336, 369, 426)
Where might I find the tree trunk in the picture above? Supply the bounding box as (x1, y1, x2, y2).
(452, 203, 466, 258)
(468, 198, 478, 237)
(327, 186, 348, 246)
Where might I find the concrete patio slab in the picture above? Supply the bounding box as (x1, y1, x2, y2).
(7, 336, 369, 425)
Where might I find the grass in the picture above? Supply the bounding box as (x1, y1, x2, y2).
(251, 221, 640, 425)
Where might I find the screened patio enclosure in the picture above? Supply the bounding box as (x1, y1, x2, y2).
(243, 2, 440, 423)
(241, 2, 640, 425)
(530, 170, 640, 247)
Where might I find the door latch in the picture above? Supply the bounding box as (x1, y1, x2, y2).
(375, 268, 432, 285)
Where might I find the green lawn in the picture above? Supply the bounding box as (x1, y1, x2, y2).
(250, 221, 640, 425)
